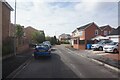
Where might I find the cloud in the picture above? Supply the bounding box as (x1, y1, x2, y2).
(7, 1, 118, 37)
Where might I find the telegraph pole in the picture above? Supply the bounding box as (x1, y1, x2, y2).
(14, 0, 16, 56)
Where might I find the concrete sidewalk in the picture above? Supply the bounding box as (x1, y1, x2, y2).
(2, 48, 33, 79)
(65, 46, 120, 69)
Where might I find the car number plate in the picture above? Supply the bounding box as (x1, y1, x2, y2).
(39, 50, 45, 52)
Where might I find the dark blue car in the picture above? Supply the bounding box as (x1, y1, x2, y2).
(34, 45, 51, 58)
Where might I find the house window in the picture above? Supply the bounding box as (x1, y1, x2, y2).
(95, 30, 98, 35)
(109, 31, 111, 34)
(79, 31, 83, 36)
(74, 40, 77, 44)
(79, 40, 85, 44)
(104, 31, 108, 36)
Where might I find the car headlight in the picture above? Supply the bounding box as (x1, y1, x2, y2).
(109, 47, 114, 49)
(95, 45, 99, 48)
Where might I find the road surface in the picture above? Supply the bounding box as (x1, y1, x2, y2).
(10, 45, 119, 79)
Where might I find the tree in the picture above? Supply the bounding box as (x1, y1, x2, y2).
(53, 36, 57, 44)
(16, 24, 24, 38)
(45, 36, 51, 41)
(32, 31, 45, 44)
(15, 24, 24, 45)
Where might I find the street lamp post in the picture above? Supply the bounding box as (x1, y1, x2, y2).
(14, 0, 16, 56)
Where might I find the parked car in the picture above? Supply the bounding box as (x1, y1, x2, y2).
(34, 44, 51, 58)
(38, 43, 50, 50)
(91, 40, 112, 51)
(103, 42, 119, 53)
(43, 41, 52, 48)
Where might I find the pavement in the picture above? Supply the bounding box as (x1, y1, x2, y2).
(2, 48, 33, 79)
(65, 45, 120, 69)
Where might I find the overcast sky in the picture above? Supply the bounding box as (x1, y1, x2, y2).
(7, 0, 119, 37)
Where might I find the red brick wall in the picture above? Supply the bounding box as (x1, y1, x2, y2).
(24, 27, 39, 43)
(16, 44, 29, 54)
(2, 2, 10, 41)
(73, 44, 79, 49)
(0, 2, 2, 48)
(85, 23, 101, 40)
(79, 44, 86, 50)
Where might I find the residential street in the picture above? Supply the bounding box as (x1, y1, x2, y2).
(9, 45, 119, 79)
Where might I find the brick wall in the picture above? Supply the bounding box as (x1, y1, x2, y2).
(73, 44, 79, 49)
(0, 1, 2, 46)
(16, 44, 29, 54)
(2, 2, 10, 41)
(79, 44, 86, 50)
(24, 27, 39, 43)
(85, 23, 101, 40)
(9, 23, 15, 37)
(0, 1, 2, 57)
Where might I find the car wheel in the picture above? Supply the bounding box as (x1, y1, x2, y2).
(99, 47, 103, 51)
(113, 49, 118, 53)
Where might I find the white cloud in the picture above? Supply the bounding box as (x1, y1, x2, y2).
(7, 1, 118, 37)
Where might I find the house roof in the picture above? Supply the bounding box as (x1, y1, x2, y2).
(109, 26, 120, 35)
(3, 1, 14, 11)
(99, 25, 111, 31)
(59, 33, 71, 38)
(72, 22, 96, 33)
(25, 26, 39, 32)
(77, 22, 93, 30)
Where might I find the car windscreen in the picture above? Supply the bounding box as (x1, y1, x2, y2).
(108, 42, 118, 45)
(97, 40, 105, 44)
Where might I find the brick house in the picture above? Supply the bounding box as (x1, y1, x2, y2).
(0, 1, 2, 47)
(100, 25, 113, 36)
(24, 26, 40, 44)
(15, 25, 30, 54)
(72, 22, 101, 49)
(2, 1, 13, 41)
(59, 33, 71, 43)
(9, 23, 15, 37)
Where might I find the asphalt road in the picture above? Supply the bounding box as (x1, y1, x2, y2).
(10, 45, 119, 78)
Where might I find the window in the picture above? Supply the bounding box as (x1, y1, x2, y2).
(95, 30, 98, 35)
(74, 40, 77, 44)
(79, 40, 85, 44)
(79, 31, 83, 36)
(104, 31, 108, 36)
(87, 40, 94, 44)
(109, 31, 111, 34)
